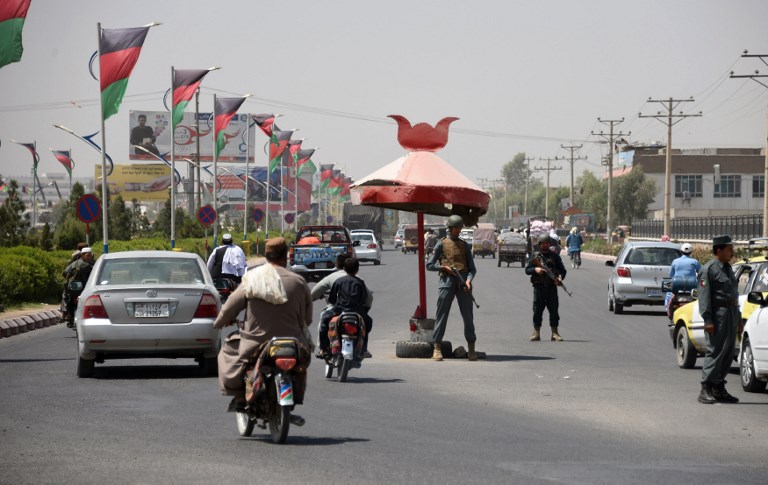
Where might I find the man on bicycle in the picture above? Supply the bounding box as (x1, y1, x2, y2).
(565, 227, 584, 269)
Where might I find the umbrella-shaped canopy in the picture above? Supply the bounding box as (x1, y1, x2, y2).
(349, 115, 490, 320)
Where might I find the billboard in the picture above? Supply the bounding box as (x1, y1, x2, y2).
(129, 110, 257, 162)
(94, 163, 174, 201)
(216, 166, 313, 212)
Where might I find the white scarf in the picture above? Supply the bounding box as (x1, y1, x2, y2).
(241, 263, 288, 304)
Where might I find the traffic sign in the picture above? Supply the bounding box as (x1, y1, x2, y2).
(197, 205, 216, 227)
(76, 194, 101, 224)
(326, 215, 333, 224)
(284, 213, 295, 224)
(252, 208, 264, 222)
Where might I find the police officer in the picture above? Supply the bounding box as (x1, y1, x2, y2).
(525, 235, 567, 341)
(697, 235, 740, 404)
(426, 215, 478, 361)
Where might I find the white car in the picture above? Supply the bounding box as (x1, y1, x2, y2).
(740, 290, 768, 392)
(350, 231, 382, 265)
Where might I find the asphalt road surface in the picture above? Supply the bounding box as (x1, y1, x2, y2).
(2, 249, 767, 484)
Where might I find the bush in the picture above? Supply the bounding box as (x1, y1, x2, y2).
(0, 248, 72, 306)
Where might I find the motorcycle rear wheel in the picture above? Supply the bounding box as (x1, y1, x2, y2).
(236, 411, 254, 437)
(268, 405, 291, 444)
(338, 358, 352, 382)
(324, 362, 334, 378)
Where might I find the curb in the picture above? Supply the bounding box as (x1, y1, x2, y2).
(0, 309, 62, 339)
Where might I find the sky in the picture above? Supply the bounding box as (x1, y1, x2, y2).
(1, 0, 767, 191)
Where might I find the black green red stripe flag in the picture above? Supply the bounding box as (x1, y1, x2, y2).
(50, 149, 74, 176)
(251, 114, 276, 138)
(12, 140, 39, 170)
(172, 68, 211, 127)
(0, 0, 31, 69)
(214, 96, 247, 157)
(99, 26, 150, 120)
(296, 148, 316, 176)
(328, 170, 343, 195)
(319, 163, 334, 190)
(268, 130, 294, 174)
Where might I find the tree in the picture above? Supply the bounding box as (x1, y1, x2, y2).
(108, 195, 132, 240)
(501, 153, 530, 192)
(576, 170, 607, 231)
(612, 166, 656, 224)
(52, 182, 87, 250)
(0, 180, 28, 246)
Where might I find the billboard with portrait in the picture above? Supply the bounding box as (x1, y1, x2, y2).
(128, 110, 257, 162)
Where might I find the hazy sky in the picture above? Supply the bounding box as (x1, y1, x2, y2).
(1, 0, 767, 190)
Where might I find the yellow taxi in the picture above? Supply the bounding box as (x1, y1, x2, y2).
(670, 253, 768, 369)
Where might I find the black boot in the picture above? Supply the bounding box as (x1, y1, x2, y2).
(712, 384, 739, 404)
(698, 383, 716, 404)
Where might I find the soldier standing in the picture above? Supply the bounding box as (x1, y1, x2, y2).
(525, 235, 567, 341)
(426, 215, 478, 361)
(697, 235, 740, 404)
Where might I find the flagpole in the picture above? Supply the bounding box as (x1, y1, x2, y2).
(212, 93, 218, 246)
(69, 148, 72, 195)
(170, 66, 176, 249)
(265, 140, 270, 239)
(96, 23, 110, 254)
(280, 149, 285, 236)
(243, 115, 250, 242)
(32, 141, 37, 229)
(294, 158, 299, 230)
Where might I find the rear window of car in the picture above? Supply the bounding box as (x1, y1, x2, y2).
(624, 248, 681, 266)
(352, 234, 374, 244)
(98, 258, 204, 285)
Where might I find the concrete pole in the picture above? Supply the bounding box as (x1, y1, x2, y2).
(764, 97, 768, 236)
(664, 98, 673, 237)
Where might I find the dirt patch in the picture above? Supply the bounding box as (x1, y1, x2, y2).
(0, 303, 60, 320)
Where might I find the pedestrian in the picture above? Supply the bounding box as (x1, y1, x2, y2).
(525, 235, 567, 341)
(207, 233, 247, 284)
(696, 235, 740, 404)
(426, 215, 479, 361)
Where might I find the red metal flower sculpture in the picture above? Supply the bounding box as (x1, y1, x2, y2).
(387, 115, 459, 152)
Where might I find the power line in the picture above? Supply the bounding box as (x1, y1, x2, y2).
(533, 157, 562, 219)
(592, 118, 630, 239)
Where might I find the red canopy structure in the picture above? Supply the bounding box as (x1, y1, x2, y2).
(350, 115, 490, 319)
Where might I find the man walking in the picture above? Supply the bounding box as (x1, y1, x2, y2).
(426, 215, 478, 361)
(697, 235, 740, 404)
(525, 235, 567, 341)
(207, 233, 247, 284)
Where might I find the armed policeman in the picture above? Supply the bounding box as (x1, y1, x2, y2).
(525, 235, 567, 341)
(426, 215, 479, 361)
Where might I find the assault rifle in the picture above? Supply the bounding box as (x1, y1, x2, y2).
(450, 267, 480, 309)
(531, 256, 573, 297)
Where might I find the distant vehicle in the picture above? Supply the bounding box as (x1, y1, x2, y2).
(394, 228, 404, 249)
(497, 231, 527, 267)
(741, 291, 768, 392)
(459, 228, 473, 245)
(290, 225, 357, 282)
(472, 223, 496, 259)
(350, 231, 382, 265)
(605, 241, 682, 314)
(74, 251, 222, 378)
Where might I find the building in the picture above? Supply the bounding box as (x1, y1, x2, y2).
(611, 146, 766, 219)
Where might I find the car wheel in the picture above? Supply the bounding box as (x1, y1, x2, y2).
(612, 294, 623, 314)
(741, 338, 767, 393)
(675, 326, 697, 369)
(374, 258, 381, 266)
(76, 352, 95, 378)
(200, 357, 218, 377)
(608, 292, 614, 312)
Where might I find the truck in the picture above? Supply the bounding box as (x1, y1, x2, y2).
(342, 205, 384, 243)
(289, 225, 356, 282)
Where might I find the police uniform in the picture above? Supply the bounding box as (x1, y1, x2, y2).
(425, 234, 477, 347)
(524, 238, 567, 340)
(697, 235, 740, 404)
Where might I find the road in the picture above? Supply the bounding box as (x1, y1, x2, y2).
(2, 248, 767, 484)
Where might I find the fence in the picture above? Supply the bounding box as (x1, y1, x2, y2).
(630, 214, 763, 242)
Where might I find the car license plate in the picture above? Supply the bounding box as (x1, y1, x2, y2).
(645, 288, 663, 297)
(134, 303, 169, 318)
(315, 262, 330, 269)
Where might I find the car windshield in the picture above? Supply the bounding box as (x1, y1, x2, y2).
(98, 258, 204, 285)
(624, 247, 680, 266)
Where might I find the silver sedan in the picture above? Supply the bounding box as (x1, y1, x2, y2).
(74, 251, 222, 377)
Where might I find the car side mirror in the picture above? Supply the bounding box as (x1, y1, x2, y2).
(67, 280, 84, 292)
(690, 288, 698, 298)
(747, 291, 766, 306)
(605, 261, 615, 267)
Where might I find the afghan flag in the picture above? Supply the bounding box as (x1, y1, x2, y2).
(296, 148, 316, 176)
(0, 180, 7, 192)
(12, 140, 39, 171)
(251, 113, 276, 138)
(319, 164, 334, 190)
(268, 130, 294, 174)
(328, 170, 343, 195)
(214, 96, 247, 157)
(99, 26, 150, 120)
(0, 0, 31, 69)
(50, 149, 74, 176)
(172, 68, 211, 128)
(286, 140, 303, 168)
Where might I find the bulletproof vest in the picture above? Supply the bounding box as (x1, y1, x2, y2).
(530, 251, 557, 285)
(440, 237, 468, 272)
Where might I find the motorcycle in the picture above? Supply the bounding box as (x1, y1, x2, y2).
(235, 336, 309, 444)
(323, 311, 366, 382)
(213, 277, 237, 304)
(60, 280, 84, 329)
(568, 250, 582, 269)
(662, 275, 697, 322)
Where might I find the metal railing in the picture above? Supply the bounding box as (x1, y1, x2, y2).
(631, 214, 763, 242)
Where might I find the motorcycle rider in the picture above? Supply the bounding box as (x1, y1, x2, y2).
(665, 242, 702, 316)
(61, 247, 95, 328)
(565, 227, 584, 268)
(327, 257, 373, 359)
(313, 254, 373, 359)
(213, 237, 313, 412)
(424, 228, 438, 258)
(207, 233, 247, 285)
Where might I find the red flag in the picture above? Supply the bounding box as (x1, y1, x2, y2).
(50, 149, 74, 176)
(99, 26, 151, 120)
(214, 96, 247, 157)
(172, 68, 212, 127)
(251, 114, 276, 138)
(0, 0, 31, 69)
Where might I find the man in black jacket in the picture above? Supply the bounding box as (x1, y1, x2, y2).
(525, 235, 567, 342)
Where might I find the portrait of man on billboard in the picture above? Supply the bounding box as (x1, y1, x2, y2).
(130, 113, 159, 156)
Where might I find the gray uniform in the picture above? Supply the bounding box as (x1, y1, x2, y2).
(697, 258, 739, 386)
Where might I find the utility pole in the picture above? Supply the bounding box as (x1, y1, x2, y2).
(523, 156, 535, 216)
(534, 157, 562, 220)
(592, 119, 630, 241)
(559, 144, 586, 208)
(730, 50, 768, 237)
(639, 99, 701, 236)
(491, 178, 504, 224)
